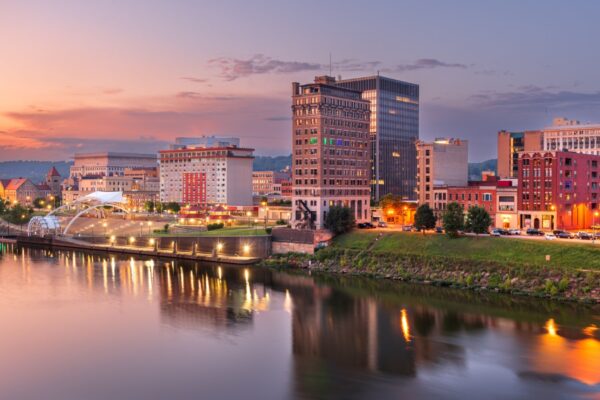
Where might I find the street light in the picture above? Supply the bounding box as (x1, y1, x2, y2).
(594, 211, 599, 244)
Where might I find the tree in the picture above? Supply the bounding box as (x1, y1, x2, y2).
(33, 197, 46, 209)
(442, 202, 464, 238)
(4, 204, 33, 225)
(414, 204, 436, 232)
(465, 206, 492, 235)
(144, 200, 155, 213)
(324, 206, 355, 235)
(164, 202, 181, 213)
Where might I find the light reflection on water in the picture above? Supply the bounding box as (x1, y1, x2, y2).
(0, 244, 598, 400)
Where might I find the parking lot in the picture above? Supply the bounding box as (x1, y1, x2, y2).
(363, 223, 600, 244)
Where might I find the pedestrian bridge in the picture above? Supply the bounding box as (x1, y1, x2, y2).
(27, 191, 128, 237)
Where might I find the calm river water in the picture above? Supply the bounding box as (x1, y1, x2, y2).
(0, 244, 598, 399)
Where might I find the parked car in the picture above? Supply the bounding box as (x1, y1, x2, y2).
(577, 231, 593, 240)
(508, 229, 521, 235)
(435, 226, 444, 234)
(491, 229, 502, 237)
(545, 233, 557, 240)
(357, 222, 375, 229)
(553, 230, 573, 239)
(402, 225, 414, 232)
(377, 221, 388, 228)
(526, 228, 544, 236)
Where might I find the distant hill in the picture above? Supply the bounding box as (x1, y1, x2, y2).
(469, 159, 497, 180)
(0, 161, 71, 183)
(253, 155, 292, 172)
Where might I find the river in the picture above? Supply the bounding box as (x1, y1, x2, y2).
(0, 244, 598, 399)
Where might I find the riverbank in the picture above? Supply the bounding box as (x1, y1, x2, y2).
(263, 231, 600, 303)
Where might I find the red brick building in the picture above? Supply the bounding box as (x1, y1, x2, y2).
(182, 172, 207, 206)
(518, 151, 600, 230)
(447, 179, 497, 222)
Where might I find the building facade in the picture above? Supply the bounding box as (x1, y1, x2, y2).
(335, 75, 419, 201)
(252, 171, 291, 196)
(543, 118, 600, 155)
(291, 76, 371, 229)
(497, 130, 543, 178)
(495, 180, 518, 229)
(447, 181, 497, 224)
(69, 152, 157, 178)
(518, 150, 600, 230)
(416, 138, 468, 208)
(159, 145, 254, 206)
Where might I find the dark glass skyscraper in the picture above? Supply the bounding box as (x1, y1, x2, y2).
(336, 75, 419, 201)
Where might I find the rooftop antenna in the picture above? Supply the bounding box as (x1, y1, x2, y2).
(329, 52, 332, 76)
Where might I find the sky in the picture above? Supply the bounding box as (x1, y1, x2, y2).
(2, 0, 600, 162)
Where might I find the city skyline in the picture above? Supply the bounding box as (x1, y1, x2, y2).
(3, 1, 600, 161)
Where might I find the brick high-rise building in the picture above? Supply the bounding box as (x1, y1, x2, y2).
(416, 138, 468, 208)
(497, 130, 542, 178)
(291, 76, 371, 229)
(518, 150, 600, 230)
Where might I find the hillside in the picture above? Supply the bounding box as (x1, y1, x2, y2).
(0, 161, 71, 183)
(468, 158, 497, 180)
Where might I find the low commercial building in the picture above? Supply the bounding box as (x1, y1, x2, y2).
(495, 180, 518, 229)
(447, 179, 497, 223)
(517, 150, 600, 230)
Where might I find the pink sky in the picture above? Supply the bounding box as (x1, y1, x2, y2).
(2, 1, 600, 161)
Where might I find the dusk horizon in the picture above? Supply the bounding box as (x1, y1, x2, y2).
(3, 0, 600, 161)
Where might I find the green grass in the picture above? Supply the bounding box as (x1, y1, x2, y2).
(333, 231, 600, 271)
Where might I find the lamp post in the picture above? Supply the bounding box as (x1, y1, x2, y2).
(261, 200, 268, 230)
(102, 221, 108, 237)
(594, 211, 599, 244)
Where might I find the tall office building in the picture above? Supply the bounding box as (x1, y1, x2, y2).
(416, 138, 468, 208)
(497, 130, 542, 178)
(335, 75, 419, 201)
(291, 76, 371, 229)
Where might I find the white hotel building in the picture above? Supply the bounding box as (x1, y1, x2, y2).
(158, 145, 254, 206)
(543, 117, 600, 155)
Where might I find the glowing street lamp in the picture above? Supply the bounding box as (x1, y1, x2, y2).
(594, 211, 599, 244)
(129, 236, 136, 245)
(242, 244, 250, 255)
(110, 235, 116, 246)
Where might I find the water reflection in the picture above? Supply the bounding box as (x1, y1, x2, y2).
(0, 244, 598, 399)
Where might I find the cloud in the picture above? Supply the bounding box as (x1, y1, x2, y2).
(209, 54, 323, 81)
(180, 76, 208, 83)
(175, 92, 238, 101)
(388, 58, 468, 72)
(468, 86, 600, 110)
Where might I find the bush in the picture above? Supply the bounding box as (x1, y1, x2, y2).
(266, 227, 272, 234)
(276, 219, 287, 225)
(207, 223, 224, 231)
(163, 224, 169, 233)
(414, 204, 436, 232)
(324, 206, 355, 235)
(443, 202, 464, 238)
(465, 206, 492, 234)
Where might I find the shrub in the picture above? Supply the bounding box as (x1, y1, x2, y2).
(324, 206, 355, 235)
(442, 202, 464, 238)
(266, 227, 272, 234)
(414, 204, 436, 232)
(276, 219, 287, 225)
(207, 223, 224, 231)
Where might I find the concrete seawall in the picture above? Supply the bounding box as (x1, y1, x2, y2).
(15, 235, 266, 265)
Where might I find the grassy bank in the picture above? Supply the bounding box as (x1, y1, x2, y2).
(335, 231, 600, 271)
(266, 231, 600, 303)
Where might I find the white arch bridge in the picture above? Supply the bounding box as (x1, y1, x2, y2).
(27, 191, 129, 237)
